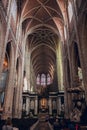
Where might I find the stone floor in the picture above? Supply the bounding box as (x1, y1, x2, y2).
(30, 113, 53, 130)
(33, 121, 52, 130)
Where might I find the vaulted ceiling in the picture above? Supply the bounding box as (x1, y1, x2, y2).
(18, 0, 67, 80)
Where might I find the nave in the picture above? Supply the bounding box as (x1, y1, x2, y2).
(0, 1, 87, 129)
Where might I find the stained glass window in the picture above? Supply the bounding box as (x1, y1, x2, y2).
(23, 76, 28, 91)
(41, 74, 46, 86)
(68, 1, 73, 22)
(47, 74, 51, 85)
(36, 73, 52, 86)
(36, 74, 40, 85)
(11, 0, 17, 22)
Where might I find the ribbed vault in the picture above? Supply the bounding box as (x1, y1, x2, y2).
(17, 0, 67, 88)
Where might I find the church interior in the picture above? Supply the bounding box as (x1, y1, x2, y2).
(0, 0, 87, 130)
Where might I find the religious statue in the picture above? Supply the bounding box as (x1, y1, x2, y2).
(70, 107, 82, 122)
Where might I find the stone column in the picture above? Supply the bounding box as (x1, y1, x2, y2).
(28, 97, 30, 114)
(25, 97, 29, 115)
(0, 0, 12, 79)
(62, 46, 70, 118)
(13, 58, 23, 118)
(18, 59, 24, 118)
(34, 96, 38, 115)
(2, 44, 15, 119)
(49, 97, 52, 115)
(25, 45, 31, 92)
(56, 43, 64, 91)
(0, 18, 6, 77)
(57, 97, 61, 115)
(72, 0, 87, 104)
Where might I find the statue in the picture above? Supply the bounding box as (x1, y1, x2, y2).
(70, 107, 82, 122)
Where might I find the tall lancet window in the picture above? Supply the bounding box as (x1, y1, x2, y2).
(23, 71, 28, 91)
(11, 0, 17, 22)
(47, 74, 51, 85)
(41, 74, 46, 86)
(68, 1, 73, 22)
(36, 74, 40, 85)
